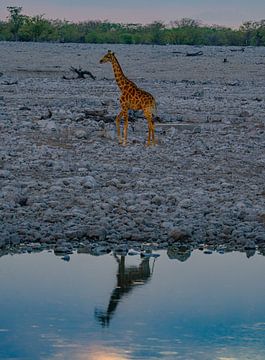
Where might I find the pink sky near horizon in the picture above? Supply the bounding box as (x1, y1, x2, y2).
(0, 1, 263, 27)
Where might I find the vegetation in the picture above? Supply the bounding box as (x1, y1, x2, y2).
(1, 6, 265, 46)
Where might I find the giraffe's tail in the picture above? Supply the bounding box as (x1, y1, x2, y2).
(152, 100, 162, 124)
(151, 99, 157, 116)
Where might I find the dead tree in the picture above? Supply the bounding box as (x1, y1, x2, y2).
(63, 67, 96, 80)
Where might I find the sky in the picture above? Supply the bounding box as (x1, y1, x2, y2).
(1, 0, 265, 28)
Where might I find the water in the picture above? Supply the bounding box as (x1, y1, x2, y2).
(0, 249, 265, 360)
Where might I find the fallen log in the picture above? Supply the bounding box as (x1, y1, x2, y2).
(2, 80, 18, 85)
(230, 47, 245, 52)
(186, 51, 203, 57)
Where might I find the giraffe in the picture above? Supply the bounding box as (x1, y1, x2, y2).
(99, 50, 156, 146)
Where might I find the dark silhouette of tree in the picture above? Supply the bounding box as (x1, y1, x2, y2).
(7, 6, 25, 41)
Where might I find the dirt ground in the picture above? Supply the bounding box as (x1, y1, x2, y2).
(0, 42, 265, 256)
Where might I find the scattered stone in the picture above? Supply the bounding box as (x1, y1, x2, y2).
(90, 246, 111, 256)
(54, 246, 72, 255)
(18, 197, 28, 207)
(81, 176, 98, 189)
(203, 249, 213, 255)
(168, 229, 191, 244)
(87, 227, 107, 241)
(0, 170, 12, 179)
(178, 199, 193, 209)
(41, 120, 57, 131)
(75, 129, 88, 139)
(151, 195, 162, 206)
(239, 110, 251, 118)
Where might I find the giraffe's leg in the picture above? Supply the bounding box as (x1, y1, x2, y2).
(115, 111, 123, 144)
(151, 119, 156, 145)
(147, 121, 152, 146)
(123, 110, 129, 146)
(144, 110, 156, 146)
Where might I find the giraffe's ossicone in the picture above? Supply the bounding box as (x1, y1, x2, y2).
(100, 50, 157, 146)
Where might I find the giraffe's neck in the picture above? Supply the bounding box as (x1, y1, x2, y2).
(111, 56, 131, 91)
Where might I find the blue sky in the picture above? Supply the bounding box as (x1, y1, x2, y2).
(1, 0, 265, 27)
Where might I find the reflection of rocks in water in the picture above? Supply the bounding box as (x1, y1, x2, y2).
(246, 248, 256, 258)
(77, 244, 111, 256)
(2, 239, 265, 262)
(243, 240, 256, 258)
(167, 244, 192, 262)
(0, 249, 10, 259)
(258, 245, 265, 257)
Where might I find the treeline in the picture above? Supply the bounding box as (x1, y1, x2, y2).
(1, 6, 265, 46)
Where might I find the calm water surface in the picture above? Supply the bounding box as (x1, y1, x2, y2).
(0, 250, 264, 360)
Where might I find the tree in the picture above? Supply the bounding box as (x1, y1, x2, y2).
(1, 9, 265, 46)
(7, 6, 25, 41)
(141, 21, 165, 44)
(171, 18, 201, 28)
(0, 20, 10, 40)
(19, 15, 54, 41)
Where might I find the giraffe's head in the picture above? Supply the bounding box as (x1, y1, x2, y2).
(99, 50, 115, 64)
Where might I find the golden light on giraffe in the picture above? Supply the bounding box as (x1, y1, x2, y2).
(99, 50, 157, 146)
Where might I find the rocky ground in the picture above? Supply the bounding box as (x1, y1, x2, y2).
(0, 42, 265, 258)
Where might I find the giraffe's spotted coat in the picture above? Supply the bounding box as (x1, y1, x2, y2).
(100, 50, 156, 145)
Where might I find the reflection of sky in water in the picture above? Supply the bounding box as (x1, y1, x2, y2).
(0, 250, 264, 359)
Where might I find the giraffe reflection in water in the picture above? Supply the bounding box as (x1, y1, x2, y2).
(95, 254, 154, 327)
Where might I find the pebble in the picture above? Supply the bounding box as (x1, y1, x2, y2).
(75, 129, 88, 139)
(81, 176, 98, 189)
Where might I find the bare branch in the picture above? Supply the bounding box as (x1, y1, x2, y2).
(69, 66, 96, 80)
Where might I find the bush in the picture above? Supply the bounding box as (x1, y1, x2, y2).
(2, 7, 265, 46)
